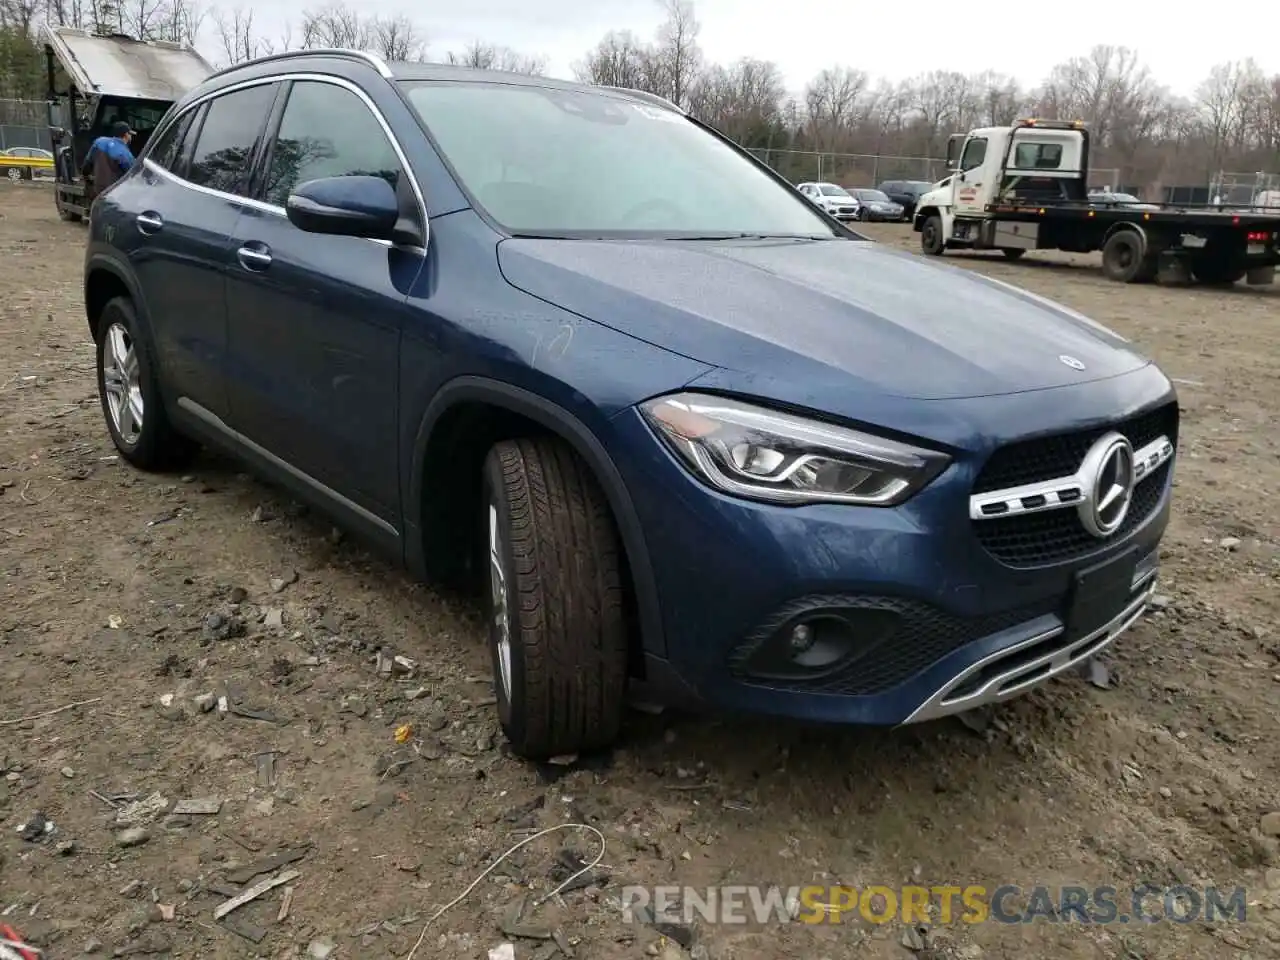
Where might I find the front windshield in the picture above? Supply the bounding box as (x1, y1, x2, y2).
(857, 190, 890, 202)
(818, 184, 850, 197)
(400, 81, 838, 238)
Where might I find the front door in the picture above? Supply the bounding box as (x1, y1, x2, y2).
(952, 136, 989, 217)
(224, 78, 424, 526)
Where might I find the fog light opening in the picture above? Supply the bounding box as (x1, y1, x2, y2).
(788, 623, 815, 653)
(787, 615, 855, 670)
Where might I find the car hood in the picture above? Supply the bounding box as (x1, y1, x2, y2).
(496, 237, 1150, 400)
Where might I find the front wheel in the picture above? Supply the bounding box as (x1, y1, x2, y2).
(5, 167, 20, 182)
(95, 296, 198, 470)
(482, 437, 629, 760)
(857, 208, 869, 222)
(921, 215, 946, 256)
(1001, 248, 1026, 260)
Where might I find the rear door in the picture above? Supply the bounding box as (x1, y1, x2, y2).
(224, 76, 425, 525)
(112, 81, 279, 421)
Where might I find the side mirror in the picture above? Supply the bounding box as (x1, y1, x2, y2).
(287, 175, 400, 241)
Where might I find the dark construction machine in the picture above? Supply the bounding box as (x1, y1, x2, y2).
(41, 25, 213, 222)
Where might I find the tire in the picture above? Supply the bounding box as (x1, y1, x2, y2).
(482, 437, 628, 760)
(95, 296, 198, 470)
(921, 215, 946, 256)
(1190, 262, 1245, 286)
(1101, 230, 1155, 283)
(1001, 248, 1026, 260)
(58, 207, 82, 222)
(5, 167, 20, 182)
(857, 208, 869, 222)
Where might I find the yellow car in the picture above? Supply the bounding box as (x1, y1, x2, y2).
(1, 147, 55, 181)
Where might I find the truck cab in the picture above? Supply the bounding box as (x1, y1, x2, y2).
(913, 119, 1089, 256)
(42, 26, 213, 222)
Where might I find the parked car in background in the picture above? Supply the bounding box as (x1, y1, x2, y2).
(878, 179, 933, 220)
(848, 188, 904, 221)
(796, 181, 861, 221)
(1, 146, 55, 181)
(1087, 190, 1160, 211)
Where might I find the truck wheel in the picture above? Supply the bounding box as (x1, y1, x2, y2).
(1101, 230, 1155, 283)
(921, 216, 946, 256)
(1190, 262, 1245, 286)
(1000, 248, 1026, 260)
(95, 296, 199, 470)
(482, 437, 628, 760)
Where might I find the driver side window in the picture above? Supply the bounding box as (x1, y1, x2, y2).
(959, 138, 987, 171)
(262, 80, 402, 208)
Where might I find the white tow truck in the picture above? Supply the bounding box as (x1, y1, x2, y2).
(911, 118, 1280, 287)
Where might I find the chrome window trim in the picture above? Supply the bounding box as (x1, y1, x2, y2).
(140, 71, 426, 253)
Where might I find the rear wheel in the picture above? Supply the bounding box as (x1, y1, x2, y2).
(482, 437, 629, 760)
(921, 215, 946, 256)
(1190, 261, 1245, 285)
(95, 296, 198, 470)
(1001, 248, 1026, 260)
(1101, 229, 1156, 283)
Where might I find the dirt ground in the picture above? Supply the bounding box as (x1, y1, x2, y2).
(2, 181, 1279, 960)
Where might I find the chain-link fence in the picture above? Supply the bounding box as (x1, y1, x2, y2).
(1209, 171, 1280, 209)
(0, 99, 53, 152)
(745, 148, 946, 187)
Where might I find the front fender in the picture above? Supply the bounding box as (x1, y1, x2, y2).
(406, 375, 668, 657)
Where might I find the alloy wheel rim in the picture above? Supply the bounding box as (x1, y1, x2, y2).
(488, 503, 513, 701)
(102, 321, 143, 445)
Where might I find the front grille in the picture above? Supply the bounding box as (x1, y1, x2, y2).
(972, 402, 1178, 568)
(729, 595, 1052, 697)
(973, 402, 1177, 494)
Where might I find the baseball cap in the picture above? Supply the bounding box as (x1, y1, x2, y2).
(111, 120, 135, 137)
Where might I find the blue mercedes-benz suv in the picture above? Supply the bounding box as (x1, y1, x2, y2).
(83, 50, 1177, 759)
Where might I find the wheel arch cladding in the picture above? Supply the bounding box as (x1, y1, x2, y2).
(409, 376, 666, 662)
(84, 256, 144, 341)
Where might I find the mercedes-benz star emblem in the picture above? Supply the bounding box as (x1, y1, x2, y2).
(1077, 432, 1136, 538)
(1059, 354, 1086, 370)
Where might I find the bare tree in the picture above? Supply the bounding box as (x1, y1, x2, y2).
(212, 4, 275, 63)
(298, 1, 370, 50)
(650, 0, 701, 108)
(446, 40, 545, 75)
(571, 29, 649, 89)
(371, 13, 426, 62)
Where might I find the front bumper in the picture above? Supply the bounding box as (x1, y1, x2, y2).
(612, 388, 1176, 726)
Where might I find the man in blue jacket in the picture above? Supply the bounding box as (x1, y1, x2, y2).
(83, 121, 136, 196)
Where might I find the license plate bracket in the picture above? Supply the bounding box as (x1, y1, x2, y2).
(1066, 548, 1139, 635)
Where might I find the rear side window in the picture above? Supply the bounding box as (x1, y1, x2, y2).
(1013, 142, 1063, 170)
(187, 84, 277, 196)
(148, 110, 195, 172)
(261, 80, 402, 208)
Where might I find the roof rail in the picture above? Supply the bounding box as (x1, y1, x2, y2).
(208, 48, 394, 81)
(600, 86, 684, 114)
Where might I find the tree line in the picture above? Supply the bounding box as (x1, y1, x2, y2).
(2, 0, 1278, 191)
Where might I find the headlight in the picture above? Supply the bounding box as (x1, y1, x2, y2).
(639, 392, 950, 506)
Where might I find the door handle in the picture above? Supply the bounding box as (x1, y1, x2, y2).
(237, 244, 272, 271)
(136, 212, 162, 234)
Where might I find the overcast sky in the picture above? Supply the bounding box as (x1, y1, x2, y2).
(231, 0, 1278, 98)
